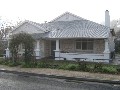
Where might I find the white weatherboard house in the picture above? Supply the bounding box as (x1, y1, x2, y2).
(6, 10, 115, 63)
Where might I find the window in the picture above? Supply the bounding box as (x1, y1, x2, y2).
(76, 39, 94, 50)
(76, 42, 81, 49)
(82, 42, 87, 50)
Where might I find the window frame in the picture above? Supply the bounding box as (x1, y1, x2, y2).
(75, 39, 94, 51)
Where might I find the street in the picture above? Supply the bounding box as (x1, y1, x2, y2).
(0, 72, 120, 90)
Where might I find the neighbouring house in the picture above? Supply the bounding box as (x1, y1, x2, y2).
(5, 10, 115, 63)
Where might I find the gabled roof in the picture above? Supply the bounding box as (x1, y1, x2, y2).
(38, 12, 110, 39)
(50, 12, 84, 22)
(11, 20, 46, 34)
(11, 12, 110, 39)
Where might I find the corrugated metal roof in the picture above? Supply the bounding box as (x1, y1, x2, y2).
(32, 33, 45, 39)
(43, 20, 109, 39)
(12, 12, 110, 39)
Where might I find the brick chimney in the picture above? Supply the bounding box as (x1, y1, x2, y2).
(105, 10, 110, 27)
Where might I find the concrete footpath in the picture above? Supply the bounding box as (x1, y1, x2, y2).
(0, 65, 120, 84)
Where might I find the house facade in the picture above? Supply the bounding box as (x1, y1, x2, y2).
(6, 10, 115, 63)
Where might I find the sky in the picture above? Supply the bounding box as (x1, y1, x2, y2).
(0, 0, 120, 26)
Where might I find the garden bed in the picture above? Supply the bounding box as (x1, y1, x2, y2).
(0, 58, 120, 74)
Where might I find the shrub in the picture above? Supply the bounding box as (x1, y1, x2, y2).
(78, 61, 88, 71)
(0, 59, 20, 67)
(22, 62, 37, 68)
(0, 54, 3, 57)
(37, 62, 49, 68)
(0, 59, 4, 64)
(58, 64, 68, 69)
(94, 63, 103, 72)
(102, 66, 118, 74)
(0, 60, 11, 65)
(65, 64, 78, 70)
(116, 66, 120, 72)
(9, 33, 35, 64)
(87, 64, 95, 72)
(8, 62, 20, 67)
(49, 64, 59, 69)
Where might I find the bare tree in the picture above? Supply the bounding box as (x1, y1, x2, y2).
(111, 19, 120, 53)
(0, 25, 13, 56)
(110, 19, 120, 33)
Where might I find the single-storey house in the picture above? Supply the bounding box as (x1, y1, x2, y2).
(6, 10, 115, 63)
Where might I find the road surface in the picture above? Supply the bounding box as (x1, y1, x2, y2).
(0, 72, 120, 90)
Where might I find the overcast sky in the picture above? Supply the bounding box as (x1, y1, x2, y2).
(0, 0, 120, 25)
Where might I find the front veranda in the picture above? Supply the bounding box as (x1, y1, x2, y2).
(43, 38, 111, 63)
(6, 38, 111, 63)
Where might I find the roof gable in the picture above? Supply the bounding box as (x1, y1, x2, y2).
(50, 12, 84, 22)
(12, 21, 45, 34)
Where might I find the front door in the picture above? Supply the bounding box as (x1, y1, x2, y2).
(51, 41, 56, 58)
